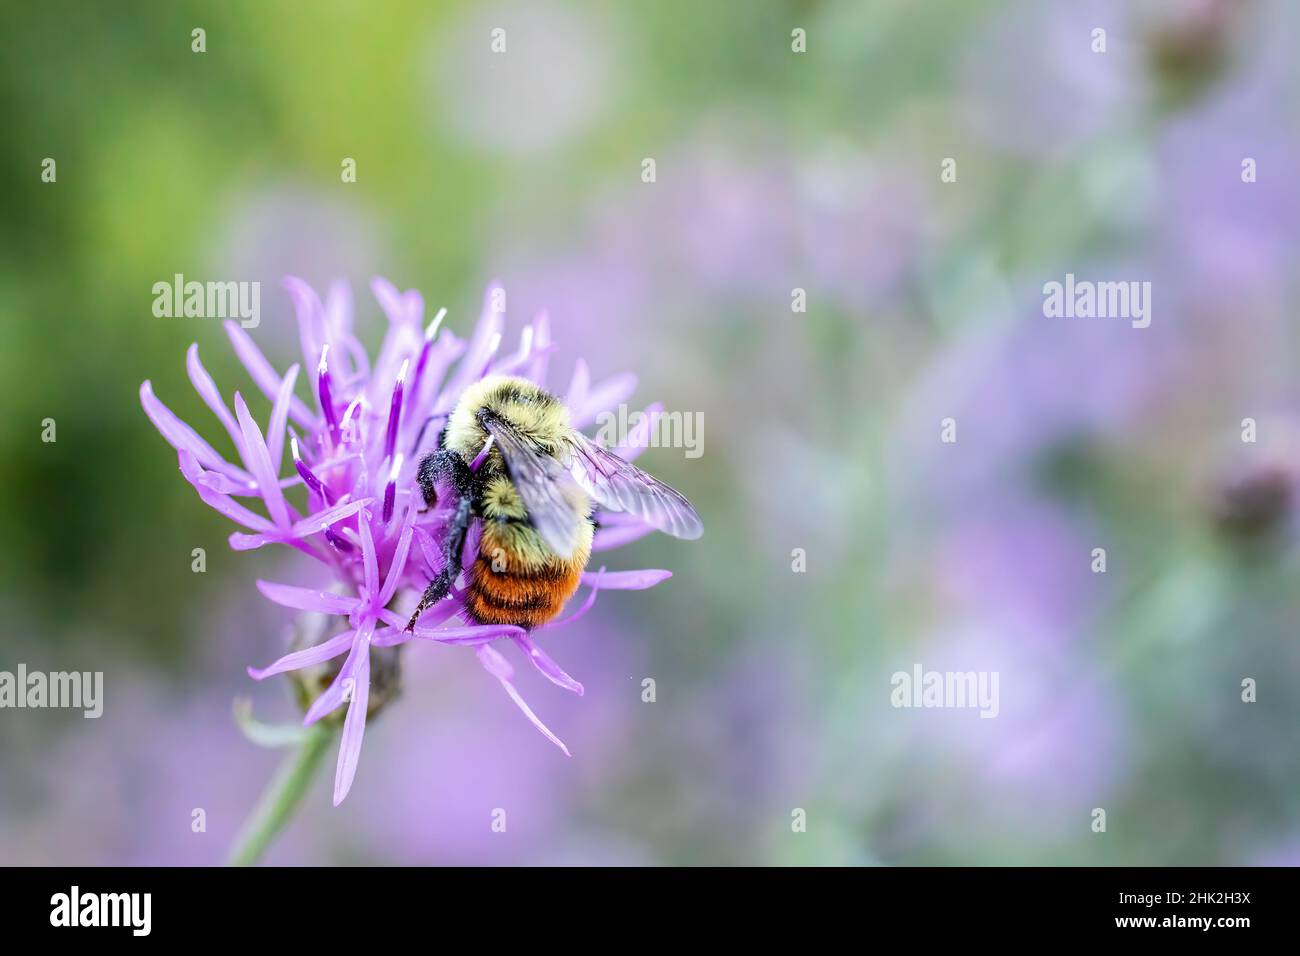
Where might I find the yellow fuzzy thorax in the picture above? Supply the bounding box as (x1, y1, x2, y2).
(444, 374, 573, 462)
(447, 375, 592, 567)
(481, 475, 528, 520)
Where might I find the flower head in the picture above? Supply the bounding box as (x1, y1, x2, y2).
(141, 277, 679, 804)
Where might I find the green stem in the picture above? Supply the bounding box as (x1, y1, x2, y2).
(227, 723, 335, 867)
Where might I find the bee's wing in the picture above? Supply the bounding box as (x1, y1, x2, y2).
(565, 433, 704, 540)
(480, 413, 589, 559)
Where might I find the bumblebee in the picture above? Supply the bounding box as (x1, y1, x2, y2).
(406, 374, 703, 631)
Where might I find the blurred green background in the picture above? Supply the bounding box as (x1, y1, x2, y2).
(3, 0, 1300, 865)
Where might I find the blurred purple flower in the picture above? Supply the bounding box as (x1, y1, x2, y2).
(890, 278, 1174, 510)
(487, 124, 934, 378)
(959, 0, 1146, 160)
(140, 277, 676, 804)
(935, 499, 1102, 640)
(907, 623, 1130, 836)
(1158, 98, 1300, 301)
(349, 612, 643, 864)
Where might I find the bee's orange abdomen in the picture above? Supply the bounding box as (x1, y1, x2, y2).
(465, 553, 584, 631)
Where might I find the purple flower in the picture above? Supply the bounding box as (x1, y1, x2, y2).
(141, 277, 677, 804)
(958, 0, 1146, 161)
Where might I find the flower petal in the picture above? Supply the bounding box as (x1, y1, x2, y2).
(476, 645, 571, 757)
(407, 334, 465, 450)
(370, 625, 411, 648)
(511, 632, 584, 695)
(246, 629, 355, 680)
(592, 521, 655, 551)
(229, 532, 327, 563)
(141, 381, 250, 483)
(224, 320, 317, 429)
(185, 344, 244, 452)
(177, 451, 273, 531)
(581, 568, 671, 590)
(358, 510, 379, 599)
(333, 642, 371, 806)
(266, 363, 300, 476)
(188, 467, 257, 496)
(290, 496, 372, 538)
(324, 281, 369, 381)
(303, 635, 364, 726)
(378, 503, 418, 606)
(255, 580, 357, 615)
(389, 594, 461, 633)
(410, 623, 526, 645)
(234, 392, 291, 528)
(284, 276, 325, 377)
(371, 276, 422, 326)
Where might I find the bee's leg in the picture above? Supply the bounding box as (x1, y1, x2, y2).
(408, 449, 480, 629)
(406, 491, 475, 631)
(416, 446, 469, 509)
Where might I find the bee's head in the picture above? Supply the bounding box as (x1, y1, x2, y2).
(446, 374, 570, 459)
